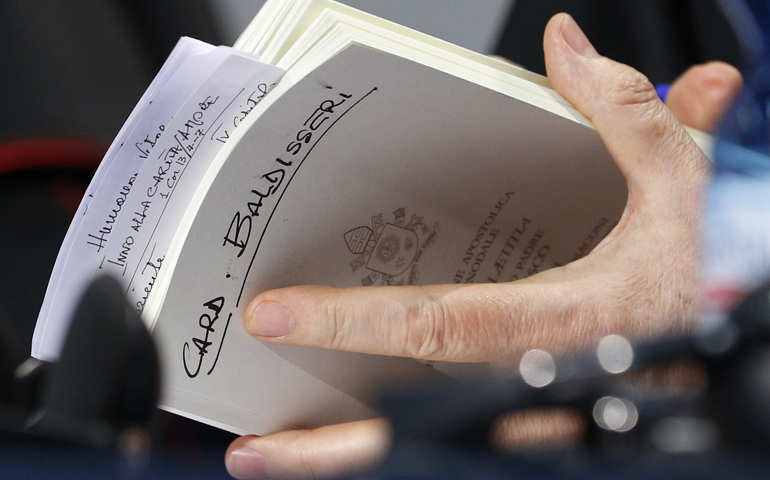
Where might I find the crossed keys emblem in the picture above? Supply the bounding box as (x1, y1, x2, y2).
(344, 208, 439, 286)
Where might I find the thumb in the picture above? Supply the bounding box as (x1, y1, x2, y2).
(543, 14, 709, 208)
(241, 15, 708, 364)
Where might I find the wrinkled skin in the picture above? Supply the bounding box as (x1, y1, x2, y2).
(225, 13, 743, 480)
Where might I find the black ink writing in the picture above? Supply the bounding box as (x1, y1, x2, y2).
(223, 160, 293, 257)
(233, 84, 273, 129)
(183, 297, 226, 378)
(106, 236, 134, 269)
(286, 93, 352, 156)
(175, 96, 218, 155)
(87, 174, 137, 252)
(135, 255, 164, 314)
(131, 201, 151, 232)
(231, 86, 378, 308)
(135, 126, 164, 160)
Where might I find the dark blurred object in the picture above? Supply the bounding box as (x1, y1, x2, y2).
(0, 0, 221, 145)
(0, 320, 23, 406)
(0, 276, 160, 476)
(0, 276, 159, 445)
(495, 0, 743, 84)
(38, 275, 159, 437)
(0, 275, 235, 478)
(0, 0, 222, 379)
(0, 166, 96, 359)
(376, 282, 770, 479)
(713, 0, 770, 171)
(705, 0, 770, 446)
(0, 3, 234, 475)
(379, 441, 770, 480)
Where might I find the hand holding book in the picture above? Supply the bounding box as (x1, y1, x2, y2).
(29, 0, 738, 476)
(225, 14, 742, 480)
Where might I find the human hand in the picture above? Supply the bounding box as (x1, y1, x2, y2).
(225, 13, 742, 480)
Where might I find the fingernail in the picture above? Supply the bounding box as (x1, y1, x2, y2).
(226, 447, 270, 480)
(560, 14, 599, 58)
(249, 301, 295, 337)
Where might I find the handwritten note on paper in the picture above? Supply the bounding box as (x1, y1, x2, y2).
(150, 45, 627, 435)
(32, 38, 228, 361)
(96, 54, 285, 314)
(166, 86, 375, 384)
(31, 42, 281, 362)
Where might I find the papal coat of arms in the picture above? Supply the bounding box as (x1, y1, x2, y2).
(345, 208, 439, 286)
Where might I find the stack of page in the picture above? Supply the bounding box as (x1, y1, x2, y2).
(33, 0, 708, 435)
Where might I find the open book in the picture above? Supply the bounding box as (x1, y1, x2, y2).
(33, 0, 709, 435)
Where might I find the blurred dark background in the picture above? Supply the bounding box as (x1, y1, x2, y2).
(0, 0, 221, 364)
(497, 0, 743, 85)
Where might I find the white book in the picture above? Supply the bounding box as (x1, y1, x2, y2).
(37, 0, 712, 435)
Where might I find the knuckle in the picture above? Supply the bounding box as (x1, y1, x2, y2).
(323, 298, 352, 350)
(401, 292, 455, 360)
(292, 443, 321, 479)
(605, 67, 658, 110)
(602, 64, 686, 152)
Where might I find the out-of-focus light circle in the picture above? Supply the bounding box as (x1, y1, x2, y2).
(593, 396, 638, 432)
(596, 335, 634, 374)
(696, 313, 738, 356)
(519, 349, 556, 388)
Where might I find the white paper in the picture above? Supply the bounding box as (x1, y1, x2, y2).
(32, 41, 277, 361)
(151, 45, 628, 435)
(33, 38, 220, 360)
(96, 55, 285, 314)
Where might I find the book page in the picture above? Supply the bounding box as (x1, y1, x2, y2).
(94, 55, 285, 315)
(152, 44, 628, 435)
(32, 38, 237, 361)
